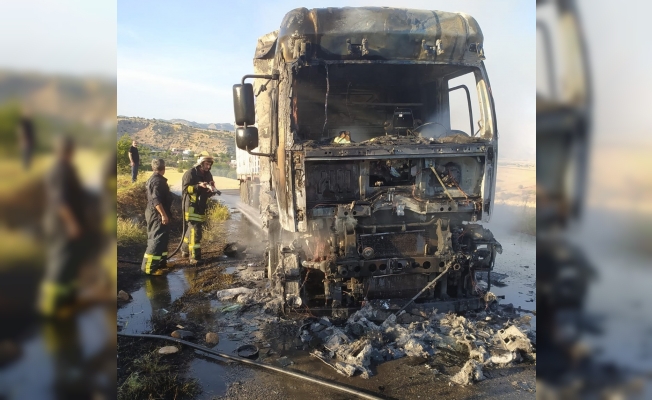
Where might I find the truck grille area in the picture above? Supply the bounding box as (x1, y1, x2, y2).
(359, 230, 426, 258)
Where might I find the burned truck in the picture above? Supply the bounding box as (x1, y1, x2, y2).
(233, 7, 502, 311)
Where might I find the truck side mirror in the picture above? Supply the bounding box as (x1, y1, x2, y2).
(236, 126, 259, 150)
(233, 83, 255, 126)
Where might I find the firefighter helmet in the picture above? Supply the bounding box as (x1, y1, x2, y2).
(196, 151, 214, 165)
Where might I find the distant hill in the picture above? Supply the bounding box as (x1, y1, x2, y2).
(118, 116, 235, 155)
(167, 119, 234, 132)
(0, 70, 116, 125)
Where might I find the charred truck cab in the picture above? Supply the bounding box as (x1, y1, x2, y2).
(234, 7, 502, 311)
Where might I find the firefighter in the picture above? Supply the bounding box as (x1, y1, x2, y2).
(141, 158, 173, 275)
(38, 136, 90, 318)
(181, 152, 221, 264)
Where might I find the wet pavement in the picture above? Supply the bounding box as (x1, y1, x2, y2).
(117, 202, 538, 399)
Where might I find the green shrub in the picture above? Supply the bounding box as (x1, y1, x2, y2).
(202, 199, 230, 242)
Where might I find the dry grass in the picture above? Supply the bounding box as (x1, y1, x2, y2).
(117, 350, 200, 400)
(185, 264, 235, 295)
(117, 173, 148, 221)
(202, 199, 231, 242)
(117, 218, 147, 246)
(206, 199, 230, 222)
(0, 150, 103, 194)
(117, 172, 148, 189)
(0, 227, 44, 270)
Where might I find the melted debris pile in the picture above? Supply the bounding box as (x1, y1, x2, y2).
(303, 301, 535, 383)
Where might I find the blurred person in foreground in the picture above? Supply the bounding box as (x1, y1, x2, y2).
(537, 0, 648, 398)
(17, 106, 35, 171)
(141, 158, 173, 275)
(103, 151, 117, 292)
(181, 151, 220, 265)
(128, 139, 139, 183)
(38, 136, 90, 318)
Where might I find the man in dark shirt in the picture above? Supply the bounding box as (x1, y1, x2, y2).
(142, 158, 173, 275)
(18, 110, 35, 171)
(181, 152, 220, 264)
(128, 140, 140, 183)
(38, 136, 89, 317)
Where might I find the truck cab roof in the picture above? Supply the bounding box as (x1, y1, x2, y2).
(277, 7, 485, 64)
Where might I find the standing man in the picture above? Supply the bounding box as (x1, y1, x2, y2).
(142, 158, 173, 275)
(181, 151, 220, 264)
(17, 107, 35, 171)
(39, 136, 89, 317)
(128, 140, 140, 183)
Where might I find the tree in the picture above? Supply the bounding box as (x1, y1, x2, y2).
(116, 134, 132, 174)
(0, 101, 21, 156)
(137, 146, 153, 172)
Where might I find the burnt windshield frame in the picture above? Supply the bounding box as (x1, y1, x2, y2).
(448, 84, 474, 136)
(291, 62, 486, 143)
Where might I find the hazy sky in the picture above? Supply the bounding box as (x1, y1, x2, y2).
(118, 0, 535, 160)
(0, 0, 116, 77)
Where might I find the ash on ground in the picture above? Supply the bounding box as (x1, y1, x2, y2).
(217, 266, 535, 387)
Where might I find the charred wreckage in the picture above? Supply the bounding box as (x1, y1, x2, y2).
(233, 7, 502, 312)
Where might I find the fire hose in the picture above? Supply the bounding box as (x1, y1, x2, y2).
(167, 191, 189, 259)
(117, 332, 384, 400)
(119, 186, 226, 265)
(117, 192, 188, 265)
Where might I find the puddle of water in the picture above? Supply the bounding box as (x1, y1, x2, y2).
(184, 329, 257, 399)
(0, 307, 114, 399)
(0, 330, 54, 400)
(188, 356, 229, 399)
(118, 269, 191, 334)
(215, 337, 243, 355)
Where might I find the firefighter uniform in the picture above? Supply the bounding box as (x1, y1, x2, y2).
(141, 172, 173, 274)
(39, 157, 90, 317)
(181, 165, 214, 262)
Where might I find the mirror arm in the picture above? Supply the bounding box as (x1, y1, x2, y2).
(247, 150, 276, 161)
(239, 73, 279, 159)
(241, 73, 279, 85)
(242, 123, 275, 159)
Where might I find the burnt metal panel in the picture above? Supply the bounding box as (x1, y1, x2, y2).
(277, 7, 484, 64)
(305, 161, 360, 207)
(367, 273, 433, 300)
(254, 30, 278, 60)
(359, 231, 426, 258)
(304, 144, 487, 159)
